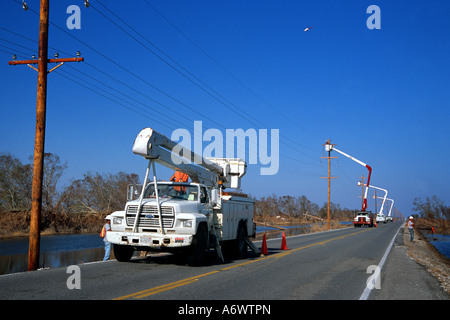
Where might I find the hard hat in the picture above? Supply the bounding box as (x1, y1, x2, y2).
(409, 216, 414, 219)
(105, 215, 112, 220)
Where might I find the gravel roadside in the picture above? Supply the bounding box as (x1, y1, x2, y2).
(370, 224, 449, 300)
(404, 226, 450, 295)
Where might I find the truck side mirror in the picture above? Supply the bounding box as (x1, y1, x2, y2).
(127, 185, 135, 201)
(211, 188, 218, 206)
(127, 184, 141, 201)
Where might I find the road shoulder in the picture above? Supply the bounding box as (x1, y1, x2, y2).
(370, 226, 449, 300)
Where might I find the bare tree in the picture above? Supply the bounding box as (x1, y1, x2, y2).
(41, 153, 68, 212)
(0, 152, 67, 214)
(0, 153, 32, 212)
(60, 171, 140, 214)
(413, 196, 449, 220)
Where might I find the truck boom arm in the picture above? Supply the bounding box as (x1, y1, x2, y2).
(362, 183, 388, 215)
(132, 128, 246, 189)
(374, 196, 394, 217)
(325, 141, 372, 211)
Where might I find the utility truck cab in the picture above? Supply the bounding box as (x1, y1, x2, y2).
(106, 128, 258, 264)
(353, 211, 375, 227)
(109, 182, 214, 248)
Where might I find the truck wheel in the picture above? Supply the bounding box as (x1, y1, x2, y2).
(188, 223, 207, 266)
(113, 244, 134, 262)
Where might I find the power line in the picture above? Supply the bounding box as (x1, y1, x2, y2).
(1, 28, 318, 176)
(0, 44, 32, 57)
(57, 67, 181, 130)
(54, 70, 176, 131)
(2, 9, 320, 170)
(8, 1, 322, 162)
(9, 3, 224, 130)
(143, 0, 323, 149)
(56, 68, 311, 174)
(93, 1, 263, 128)
(0, 25, 220, 132)
(92, 1, 320, 162)
(0, 32, 265, 166)
(0, 37, 36, 54)
(52, 27, 318, 165)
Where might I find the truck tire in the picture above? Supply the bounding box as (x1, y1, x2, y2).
(188, 223, 208, 266)
(113, 244, 134, 262)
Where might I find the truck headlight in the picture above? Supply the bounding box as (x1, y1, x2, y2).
(183, 219, 193, 228)
(113, 217, 123, 225)
(177, 219, 193, 228)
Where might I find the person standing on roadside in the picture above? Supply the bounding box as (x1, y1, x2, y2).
(407, 216, 415, 242)
(100, 216, 112, 260)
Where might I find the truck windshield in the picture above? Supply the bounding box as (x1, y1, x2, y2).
(143, 184, 199, 201)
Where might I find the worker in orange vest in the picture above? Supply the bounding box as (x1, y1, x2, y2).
(407, 216, 415, 242)
(170, 171, 189, 183)
(100, 215, 111, 260)
(170, 171, 189, 192)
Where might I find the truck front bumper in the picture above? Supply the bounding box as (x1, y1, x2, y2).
(107, 231, 193, 250)
(353, 221, 371, 225)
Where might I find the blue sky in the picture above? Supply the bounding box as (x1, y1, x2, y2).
(1, 0, 449, 217)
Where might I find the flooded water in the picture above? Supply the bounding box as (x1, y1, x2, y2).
(254, 221, 354, 241)
(255, 224, 314, 241)
(423, 233, 450, 259)
(0, 234, 106, 275)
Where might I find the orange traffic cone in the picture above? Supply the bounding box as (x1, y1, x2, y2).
(280, 232, 288, 250)
(261, 234, 268, 255)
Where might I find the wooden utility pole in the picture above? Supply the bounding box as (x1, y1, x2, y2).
(28, 0, 49, 272)
(374, 190, 377, 214)
(321, 140, 337, 230)
(8, 0, 83, 271)
(359, 175, 365, 209)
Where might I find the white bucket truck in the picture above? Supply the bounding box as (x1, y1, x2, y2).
(376, 213, 386, 224)
(106, 128, 258, 265)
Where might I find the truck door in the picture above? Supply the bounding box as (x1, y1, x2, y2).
(199, 186, 213, 214)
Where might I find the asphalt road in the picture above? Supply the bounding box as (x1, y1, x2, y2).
(0, 221, 413, 302)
